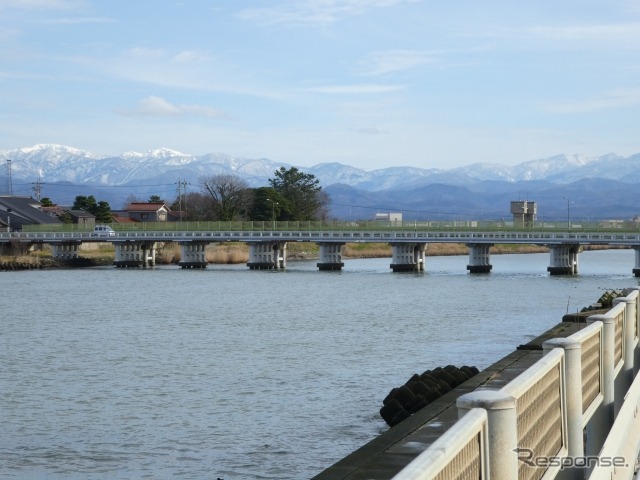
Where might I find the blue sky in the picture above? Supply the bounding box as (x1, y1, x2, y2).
(1, 0, 640, 170)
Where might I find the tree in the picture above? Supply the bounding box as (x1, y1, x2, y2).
(249, 187, 285, 221)
(170, 192, 216, 221)
(123, 194, 140, 209)
(40, 197, 55, 207)
(148, 195, 164, 203)
(94, 201, 113, 223)
(59, 211, 73, 224)
(72, 195, 98, 212)
(72, 195, 113, 223)
(200, 174, 251, 221)
(268, 167, 328, 221)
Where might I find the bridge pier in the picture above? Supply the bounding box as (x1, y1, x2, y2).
(113, 241, 157, 268)
(317, 242, 345, 271)
(51, 242, 81, 260)
(389, 243, 426, 272)
(247, 241, 287, 270)
(178, 241, 208, 268)
(547, 244, 581, 275)
(634, 247, 640, 277)
(466, 243, 493, 273)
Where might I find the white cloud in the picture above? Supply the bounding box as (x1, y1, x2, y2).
(546, 87, 640, 113)
(0, 0, 83, 9)
(305, 83, 405, 94)
(172, 50, 209, 64)
(34, 16, 114, 25)
(356, 49, 438, 76)
(118, 96, 231, 119)
(522, 22, 640, 42)
(354, 126, 387, 134)
(237, 0, 419, 25)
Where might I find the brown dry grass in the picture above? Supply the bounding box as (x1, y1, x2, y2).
(206, 244, 249, 264)
(1, 254, 42, 265)
(343, 243, 391, 258)
(156, 242, 250, 264)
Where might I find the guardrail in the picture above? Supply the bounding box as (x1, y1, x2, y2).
(15, 219, 640, 234)
(4, 229, 640, 246)
(392, 288, 640, 480)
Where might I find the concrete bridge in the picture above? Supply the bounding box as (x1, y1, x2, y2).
(3, 221, 640, 275)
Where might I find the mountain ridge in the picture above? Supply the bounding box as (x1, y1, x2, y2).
(1, 144, 639, 220)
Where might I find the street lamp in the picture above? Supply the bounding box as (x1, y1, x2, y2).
(267, 199, 278, 230)
(562, 196, 572, 231)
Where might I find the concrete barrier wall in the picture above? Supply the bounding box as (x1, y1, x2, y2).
(392, 288, 640, 480)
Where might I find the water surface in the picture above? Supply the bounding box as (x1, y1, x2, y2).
(1, 249, 638, 479)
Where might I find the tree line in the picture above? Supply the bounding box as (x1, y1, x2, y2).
(43, 167, 330, 223)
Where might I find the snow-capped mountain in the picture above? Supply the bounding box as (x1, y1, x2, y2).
(1, 144, 640, 220)
(2, 144, 639, 192)
(1, 144, 292, 188)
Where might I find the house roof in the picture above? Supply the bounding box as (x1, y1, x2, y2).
(0, 195, 62, 229)
(126, 202, 170, 212)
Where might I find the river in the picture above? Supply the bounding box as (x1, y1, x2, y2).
(1, 249, 639, 479)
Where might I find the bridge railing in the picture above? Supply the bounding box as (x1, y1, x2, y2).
(19, 219, 640, 234)
(391, 408, 489, 480)
(393, 288, 640, 480)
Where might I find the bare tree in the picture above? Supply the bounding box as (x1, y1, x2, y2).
(123, 194, 140, 209)
(200, 174, 251, 221)
(182, 192, 216, 221)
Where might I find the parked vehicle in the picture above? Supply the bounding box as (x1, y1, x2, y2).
(92, 225, 116, 237)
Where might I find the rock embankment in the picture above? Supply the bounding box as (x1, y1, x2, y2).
(379, 364, 479, 427)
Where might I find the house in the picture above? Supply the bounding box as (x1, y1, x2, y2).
(42, 206, 96, 225)
(125, 202, 173, 222)
(374, 212, 403, 224)
(0, 195, 62, 231)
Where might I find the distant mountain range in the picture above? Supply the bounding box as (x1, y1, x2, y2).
(1, 144, 639, 221)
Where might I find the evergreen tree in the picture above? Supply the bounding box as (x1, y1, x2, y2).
(72, 195, 112, 223)
(248, 187, 286, 221)
(268, 167, 327, 221)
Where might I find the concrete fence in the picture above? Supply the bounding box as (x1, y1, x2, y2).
(392, 288, 640, 480)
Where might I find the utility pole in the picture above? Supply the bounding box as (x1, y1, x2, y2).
(6, 159, 13, 195)
(32, 171, 43, 201)
(176, 179, 189, 221)
(562, 196, 572, 231)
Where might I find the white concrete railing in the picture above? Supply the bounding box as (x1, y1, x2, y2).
(392, 288, 640, 480)
(588, 370, 640, 480)
(391, 408, 489, 480)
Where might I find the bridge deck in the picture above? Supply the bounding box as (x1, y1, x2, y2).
(312, 320, 587, 480)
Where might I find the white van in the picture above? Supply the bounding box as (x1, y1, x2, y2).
(92, 225, 116, 237)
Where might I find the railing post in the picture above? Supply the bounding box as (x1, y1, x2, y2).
(542, 340, 583, 468)
(628, 288, 640, 377)
(457, 389, 517, 480)
(614, 296, 635, 391)
(588, 314, 615, 426)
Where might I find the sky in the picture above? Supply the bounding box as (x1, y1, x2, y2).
(1, 0, 640, 171)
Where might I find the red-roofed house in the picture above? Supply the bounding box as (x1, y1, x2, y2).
(126, 202, 172, 222)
